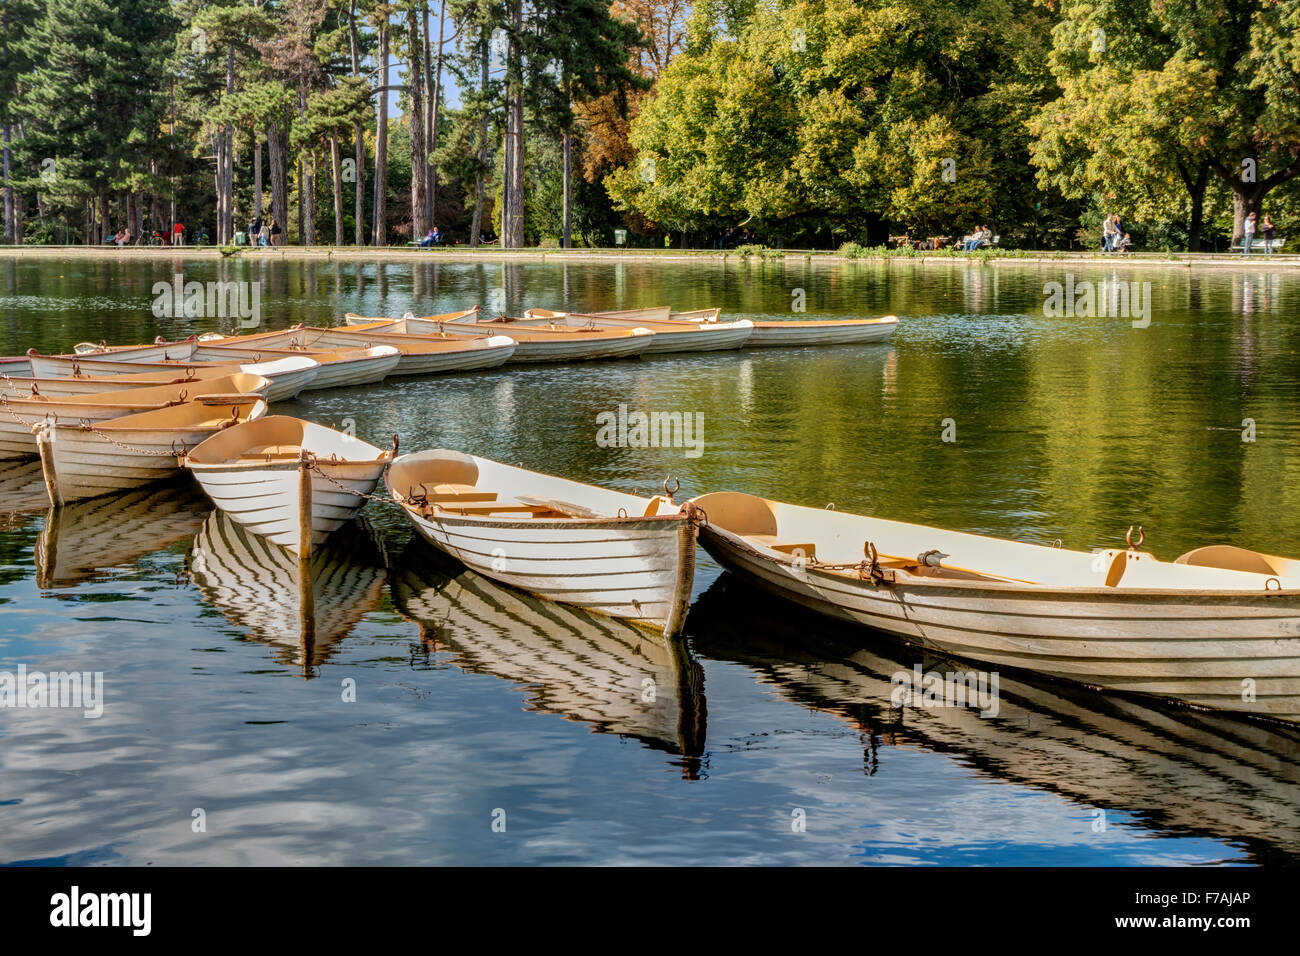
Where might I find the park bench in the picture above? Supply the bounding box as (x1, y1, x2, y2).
(1229, 237, 1285, 254)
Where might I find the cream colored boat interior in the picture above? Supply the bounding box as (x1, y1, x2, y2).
(388, 449, 677, 521)
(88, 399, 266, 430)
(13, 372, 266, 408)
(184, 415, 389, 465)
(693, 491, 1300, 591)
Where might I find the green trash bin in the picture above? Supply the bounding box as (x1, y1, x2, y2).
(235, 231, 248, 246)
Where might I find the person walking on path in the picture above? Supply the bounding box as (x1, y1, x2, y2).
(1242, 212, 1257, 257)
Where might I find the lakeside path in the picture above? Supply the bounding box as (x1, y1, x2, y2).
(2, 245, 1298, 270)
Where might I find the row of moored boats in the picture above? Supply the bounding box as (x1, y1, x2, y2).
(3, 303, 1299, 727)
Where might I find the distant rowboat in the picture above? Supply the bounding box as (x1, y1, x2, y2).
(198, 325, 517, 376)
(0, 356, 32, 378)
(345, 314, 654, 364)
(588, 305, 899, 347)
(182, 415, 395, 553)
(519, 308, 754, 353)
(25, 353, 320, 402)
(690, 490, 1300, 724)
(0, 372, 269, 460)
(66, 336, 201, 363)
(741, 316, 899, 347)
(35, 396, 267, 505)
(192, 344, 402, 391)
(386, 449, 697, 635)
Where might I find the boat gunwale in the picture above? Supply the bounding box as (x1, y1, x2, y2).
(395, 497, 690, 532)
(695, 500, 1300, 601)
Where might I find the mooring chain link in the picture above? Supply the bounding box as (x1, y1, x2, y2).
(0, 394, 43, 429)
(69, 418, 186, 457)
(302, 453, 400, 504)
(0, 372, 32, 396)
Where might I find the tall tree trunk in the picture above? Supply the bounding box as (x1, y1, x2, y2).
(1187, 163, 1207, 253)
(427, 3, 446, 229)
(330, 133, 344, 245)
(562, 129, 572, 249)
(407, 7, 427, 241)
(373, 22, 390, 246)
(2, 122, 12, 244)
(269, 122, 289, 237)
(297, 160, 305, 242)
(506, 0, 525, 248)
(349, 1, 365, 245)
(222, 44, 235, 244)
(423, 6, 433, 228)
(127, 193, 139, 243)
(501, 104, 511, 246)
(254, 138, 263, 220)
(99, 191, 110, 243)
(214, 131, 224, 242)
(470, 31, 488, 248)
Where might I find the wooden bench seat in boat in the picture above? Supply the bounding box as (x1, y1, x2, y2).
(749, 534, 817, 560)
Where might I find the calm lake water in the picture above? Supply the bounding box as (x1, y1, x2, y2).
(1, 255, 1299, 865)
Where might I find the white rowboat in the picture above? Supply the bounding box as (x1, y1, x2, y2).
(24, 353, 320, 401)
(200, 325, 517, 376)
(182, 416, 395, 554)
(691, 491, 1300, 723)
(519, 308, 754, 353)
(35, 396, 268, 505)
(0, 372, 269, 459)
(346, 315, 654, 364)
(740, 316, 899, 346)
(1, 364, 257, 398)
(62, 337, 200, 363)
(386, 450, 697, 634)
(586, 305, 899, 347)
(192, 344, 402, 391)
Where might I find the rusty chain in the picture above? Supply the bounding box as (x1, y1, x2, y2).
(302, 453, 400, 504)
(69, 418, 186, 457)
(0, 394, 44, 429)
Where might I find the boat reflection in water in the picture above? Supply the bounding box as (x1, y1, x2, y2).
(35, 481, 211, 588)
(188, 510, 388, 675)
(0, 458, 51, 519)
(391, 539, 706, 778)
(688, 576, 1300, 863)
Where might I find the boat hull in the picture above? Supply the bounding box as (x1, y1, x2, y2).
(193, 346, 401, 390)
(0, 373, 269, 459)
(25, 356, 317, 401)
(1, 367, 239, 398)
(386, 450, 695, 629)
(202, 327, 517, 376)
(188, 459, 386, 553)
(400, 507, 691, 627)
(36, 400, 267, 505)
(743, 317, 899, 347)
(697, 524, 1300, 723)
(388, 317, 655, 363)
